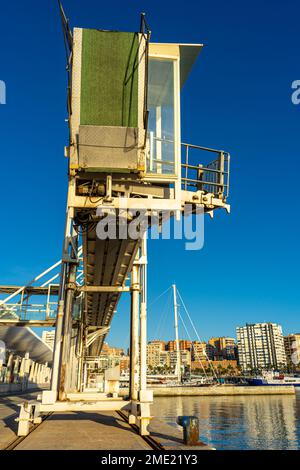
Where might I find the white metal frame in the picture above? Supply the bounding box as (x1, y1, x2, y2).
(144, 53, 181, 207)
(13, 31, 231, 439)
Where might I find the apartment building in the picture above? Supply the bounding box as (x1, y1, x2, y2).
(236, 323, 287, 371)
(208, 337, 237, 360)
(284, 334, 300, 367)
(192, 341, 215, 361)
(147, 340, 166, 368)
(167, 340, 192, 352)
(41, 330, 55, 350)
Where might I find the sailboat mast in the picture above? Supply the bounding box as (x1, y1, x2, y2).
(172, 284, 181, 383)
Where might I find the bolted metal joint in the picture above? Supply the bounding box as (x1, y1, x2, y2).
(130, 283, 140, 292)
(65, 282, 77, 291)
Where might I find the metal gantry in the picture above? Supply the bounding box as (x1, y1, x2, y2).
(0, 6, 231, 438)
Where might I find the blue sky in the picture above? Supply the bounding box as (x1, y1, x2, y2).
(0, 0, 299, 349)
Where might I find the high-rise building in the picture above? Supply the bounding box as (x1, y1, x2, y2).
(42, 330, 55, 350)
(236, 323, 287, 371)
(284, 334, 300, 367)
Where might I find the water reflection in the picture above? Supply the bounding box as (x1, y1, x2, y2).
(152, 390, 300, 449)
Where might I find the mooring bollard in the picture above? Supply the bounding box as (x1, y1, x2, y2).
(177, 415, 201, 446)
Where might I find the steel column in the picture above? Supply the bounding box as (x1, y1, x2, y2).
(129, 262, 140, 401)
(50, 299, 64, 395)
(59, 262, 77, 400)
(140, 236, 147, 392)
(129, 259, 140, 424)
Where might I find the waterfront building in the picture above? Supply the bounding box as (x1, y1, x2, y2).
(148, 340, 166, 350)
(101, 343, 124, 358)
(41, 330, 55, 350)
(158, 351, 171, 368)
(208, 337, 237, 360)
(284, 334, 300, 368)
(236, 323, 287, 371)
(146, 338, 240, 372)
(191, 359, 238, 374)
(147, 340, 166, 368)
(170, 350, 191, 368)
(85, 343, 126, 372)
(192, 341, 215, 361)
(167, 340, 192, 352)
(119, 356, 130, 373)
(223, 344, 238, 360)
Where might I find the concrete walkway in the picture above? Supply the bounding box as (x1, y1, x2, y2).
(119, 385, 296, 397)
(0, 393, 150, 450)
(0, 392, 212, 450)
(15, 411, 151, 450)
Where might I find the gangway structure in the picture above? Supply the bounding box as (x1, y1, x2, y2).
(0, 5, 231, 438)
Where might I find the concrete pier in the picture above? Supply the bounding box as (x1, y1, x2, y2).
(120, 385, 296, 397)
(4, 387, 292, 450)
(0, 391, 213, 450)
(13, 412, 151, 450)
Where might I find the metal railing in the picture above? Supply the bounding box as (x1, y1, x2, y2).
(0, 303, 58, 322)
(181, 143, 230, 201)
(146, 136, 230, 200)
(0, 282, 59, 323)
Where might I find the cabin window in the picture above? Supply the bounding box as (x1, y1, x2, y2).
(147, 58, 176, 175)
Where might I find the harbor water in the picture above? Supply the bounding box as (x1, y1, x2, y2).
(152, 389, 300, 450)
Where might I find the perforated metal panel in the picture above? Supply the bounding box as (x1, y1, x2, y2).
(78, 125, 141, 171)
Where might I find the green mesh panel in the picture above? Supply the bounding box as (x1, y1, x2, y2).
(80, 29, 139, 127)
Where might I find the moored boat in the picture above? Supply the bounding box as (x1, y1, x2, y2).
(247, 371, 300, 386)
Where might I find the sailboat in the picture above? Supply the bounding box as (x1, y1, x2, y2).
(118, 284, 219, 386)
(148, 284, 218, 386)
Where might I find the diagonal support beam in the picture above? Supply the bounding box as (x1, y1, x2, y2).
(85, 326, 110, 348)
